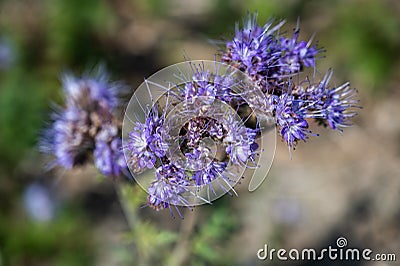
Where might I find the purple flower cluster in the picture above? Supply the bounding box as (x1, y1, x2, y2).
(125, 12, 361, 211)
(221, 14, 359, 149)
(125, 67, 259, 212)
(41, 13, 361, 216)
(41, 69, 126, 177)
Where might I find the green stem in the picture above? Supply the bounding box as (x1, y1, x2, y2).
(166, 208, 198, 266)
(114, 181, 148, 266)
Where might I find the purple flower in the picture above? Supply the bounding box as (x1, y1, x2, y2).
(127, 128, 157, 169)
(221, 13, 278, 77)
(275, 94, 316, 149)
(192, 160, 227, 186)
(322, 84, 358, 130)
(41, 68, 127, 177)
(126, 107, 167, 171)
(223, 115, 259, 164)
(182, 68, 234, 103)
(278, 29, 318, 74)
(303, 71, 360, 131)
(62, 71, 120, 111)
(147, 163, 190, 210)
(222, 14, 359, 152)
(221, 14, 319, 94)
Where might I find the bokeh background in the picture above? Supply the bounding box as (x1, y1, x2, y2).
(0, 0, 399, 265)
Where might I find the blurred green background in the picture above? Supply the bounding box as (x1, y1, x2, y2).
(0, 0, 399, 265)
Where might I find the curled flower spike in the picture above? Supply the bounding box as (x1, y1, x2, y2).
(41, 67, 127, 178)
(122, 60, 275, 214)
(222, 14, 359, 151)
(322, 83, 359, 130)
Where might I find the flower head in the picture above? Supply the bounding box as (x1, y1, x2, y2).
(221, 13, 277, 76)
(124, 62, 263, 212)
(274, 94, 312, 148)
(182, 67, 234, 103)
(278, 29, 318, 74)
(147, 163, 190, 211)
(221, 14, 319, 95)
(126, 106, 167, 171)
(222, 14, 359, 151)
(223, 115, 259, 164)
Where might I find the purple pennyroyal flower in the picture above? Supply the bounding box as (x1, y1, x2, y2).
(0, 37, 14, 70)
(272, 71, 359, 149)
(221, 14, 359, 152)
(127, 130, 156, 169)
(278, 28, 318, 74)
(221, 13, 319, 94)
(147, 163, 190, 211)
(302, 70, 360, 131)
(41, 67, 127, 178)
(182, 65, 234, 103)
(275, 94, 317, 149)
(126, 107, 167, 171)
(127, 121, 157, 169)
(221, 13, 278, 76)
(321, 83, 359, 130)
